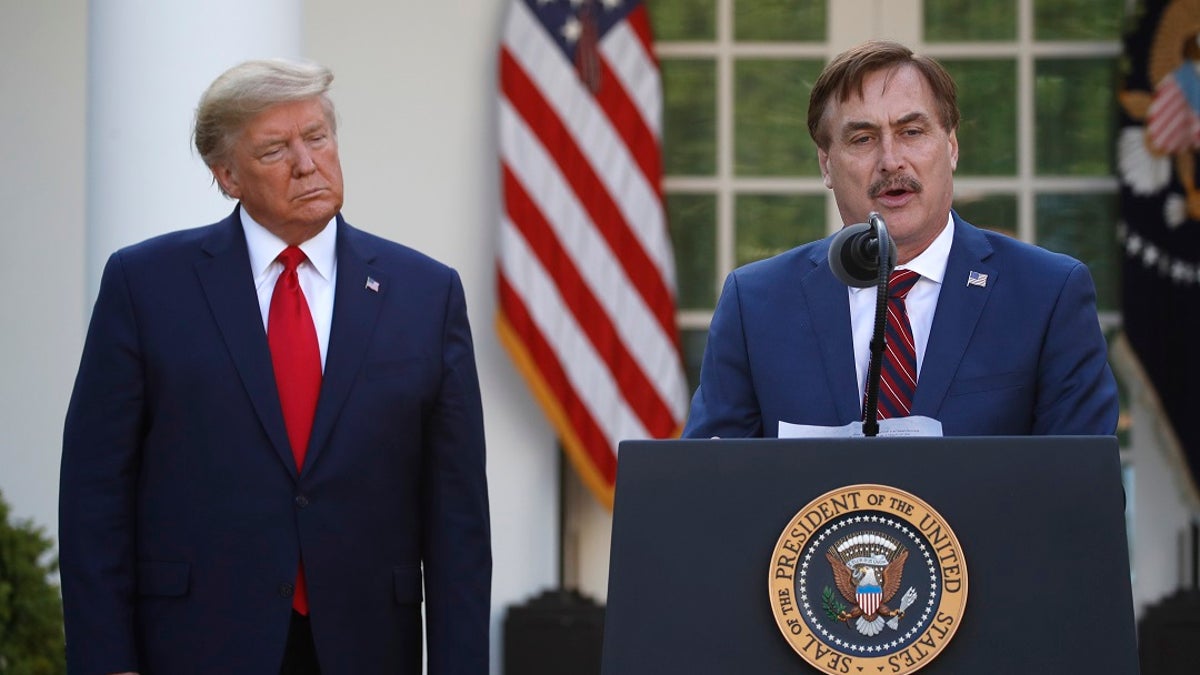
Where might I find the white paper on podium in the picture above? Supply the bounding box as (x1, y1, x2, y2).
(777, 416, 943, 439)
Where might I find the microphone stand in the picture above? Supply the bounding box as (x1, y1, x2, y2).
(861, 212, 893, 437)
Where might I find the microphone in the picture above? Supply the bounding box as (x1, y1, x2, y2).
(827, 213, 897, 288)
(828, 213, 896, 437)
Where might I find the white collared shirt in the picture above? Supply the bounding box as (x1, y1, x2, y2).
(848, 213, 954, 408)
(242, 210, 338, 370)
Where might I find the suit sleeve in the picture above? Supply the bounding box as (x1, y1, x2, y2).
(420, 270, 492, 675)
(59, 252, 144, 674)
(1032, 261, 1120, 435)
(682, 271, 765, 438)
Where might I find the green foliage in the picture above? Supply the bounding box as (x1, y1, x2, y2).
(0, 490, 65, 674)
(822, 586, 847, 622)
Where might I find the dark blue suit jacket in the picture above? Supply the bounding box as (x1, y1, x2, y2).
(60, 208, 491, 674)
(683, 213, 1118, 438)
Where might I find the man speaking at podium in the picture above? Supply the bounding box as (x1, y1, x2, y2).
(683, 40, 1118, 439)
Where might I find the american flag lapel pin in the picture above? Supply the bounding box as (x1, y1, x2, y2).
(967, 270, 988, 288)
(365, 276, 380, 293)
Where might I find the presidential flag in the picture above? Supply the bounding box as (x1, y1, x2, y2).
(1117, 0, 1200, 489)
(496, 0, 688, 507)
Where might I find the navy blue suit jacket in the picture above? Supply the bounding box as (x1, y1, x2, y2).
(683, 213, 1118, 438)
(60, 209, 491, 674)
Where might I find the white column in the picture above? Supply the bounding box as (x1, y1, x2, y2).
(87, 0, 303, 298)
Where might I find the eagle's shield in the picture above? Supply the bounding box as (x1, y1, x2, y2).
(857, 584, 882, 617)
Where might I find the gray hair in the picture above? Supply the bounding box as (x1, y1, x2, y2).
(193, 58, 337, 172)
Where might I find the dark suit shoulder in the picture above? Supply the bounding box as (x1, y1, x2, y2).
(110, 212, 239, 269)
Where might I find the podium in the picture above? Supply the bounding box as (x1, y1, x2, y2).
(601, 436, 1139, 673)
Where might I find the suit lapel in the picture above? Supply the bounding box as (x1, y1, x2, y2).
(303, 218, 387, 471)
(194, 209, 297, 477)
(913, 215, 995, 417)
(798, 242, 862, 424)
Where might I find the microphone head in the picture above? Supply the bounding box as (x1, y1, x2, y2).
(828, 221, 897, 288)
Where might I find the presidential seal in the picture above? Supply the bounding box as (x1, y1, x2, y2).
(769, 485, 967, 674)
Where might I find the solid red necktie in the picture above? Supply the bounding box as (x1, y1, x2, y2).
(868, 269, 921, 420)
(268, 245, 322, 615)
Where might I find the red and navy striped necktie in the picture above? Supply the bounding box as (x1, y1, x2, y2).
(869, 269, 921, 420)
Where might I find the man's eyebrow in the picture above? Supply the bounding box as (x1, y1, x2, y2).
(840, 120, 880, 137)
(895, 111, 932, 126)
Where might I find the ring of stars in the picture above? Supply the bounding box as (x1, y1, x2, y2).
(795, 513, 939, 655)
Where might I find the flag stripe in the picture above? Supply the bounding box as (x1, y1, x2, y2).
(498, 0, 686, 505)
(501, 50, 678, 343)
(501, 166, 678, 433)
(503, 1, 676, 289)
(499, 98, 686, 419)
(499, 218, 650, 446)
(601, 10, 661, 137)
(496, 276, 618, 485)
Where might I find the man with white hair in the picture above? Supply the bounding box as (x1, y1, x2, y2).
(60, 58, 491, 674)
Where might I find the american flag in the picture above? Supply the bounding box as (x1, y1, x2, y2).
(1145, 66, 1200, 156)
(496, 0, 688, 507)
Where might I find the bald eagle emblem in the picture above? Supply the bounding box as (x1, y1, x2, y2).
(824, 532, 919, 636)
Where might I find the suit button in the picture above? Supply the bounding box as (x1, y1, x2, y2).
(295, 494, 310, 508)
(279, 582, 294, 598)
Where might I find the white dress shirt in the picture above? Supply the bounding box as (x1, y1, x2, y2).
(848, 213, 954, 410)
(242, 210, 338, 370)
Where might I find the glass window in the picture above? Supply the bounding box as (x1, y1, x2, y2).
(1035, 0, 1125, 40)
(942, 59, 1018, 176)
(735, 59, 825, 177)
(735, 194, 826, 266)
(662, 59, 717, 176)
(650, 0, 716, 41)
(925, 0, 1016, 41)
(953, 194, 1018, 237)
(734, 0, 826, 42)
(1036, 192, 1120, 311)
(680, 328, 709, 395)
(1035, 58, 1118, 176)
(668, 193, 718, 310)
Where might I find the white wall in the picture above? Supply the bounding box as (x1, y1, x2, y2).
(0, 0, 86, 551)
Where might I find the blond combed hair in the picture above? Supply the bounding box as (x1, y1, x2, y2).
(193, 58, 336, 183)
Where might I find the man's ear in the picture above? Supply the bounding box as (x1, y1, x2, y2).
(948, 129, 959, 172)
(818, 148, 833, 189)
(211, 163, 241, 199)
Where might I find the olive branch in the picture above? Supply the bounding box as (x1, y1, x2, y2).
(822, 587, 847, 621)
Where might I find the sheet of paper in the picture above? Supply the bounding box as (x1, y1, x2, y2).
(777, 416, 943, 439)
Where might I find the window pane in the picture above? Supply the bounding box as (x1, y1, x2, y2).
(735, 194, 826, 266)
(734, 59, 824, 177)
(663, 59, 717, 176)
(1035, 58, 1117, 176)
(667, 193, 718, 310)
(734, 0, 825, 42)
(942, 59, 1018, 176)
(1035, 0, 1124, 40)
(953, 194, 1018, 236)
(680, 328, 709, 397)
(925, 0, 1015, 41)
(649, 0, 716, 42)
(1035, 192, 1120, 311)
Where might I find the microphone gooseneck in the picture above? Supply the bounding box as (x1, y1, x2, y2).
(828, 212, 894, 437)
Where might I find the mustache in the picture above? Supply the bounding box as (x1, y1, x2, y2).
(868, 175, 923, 198)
